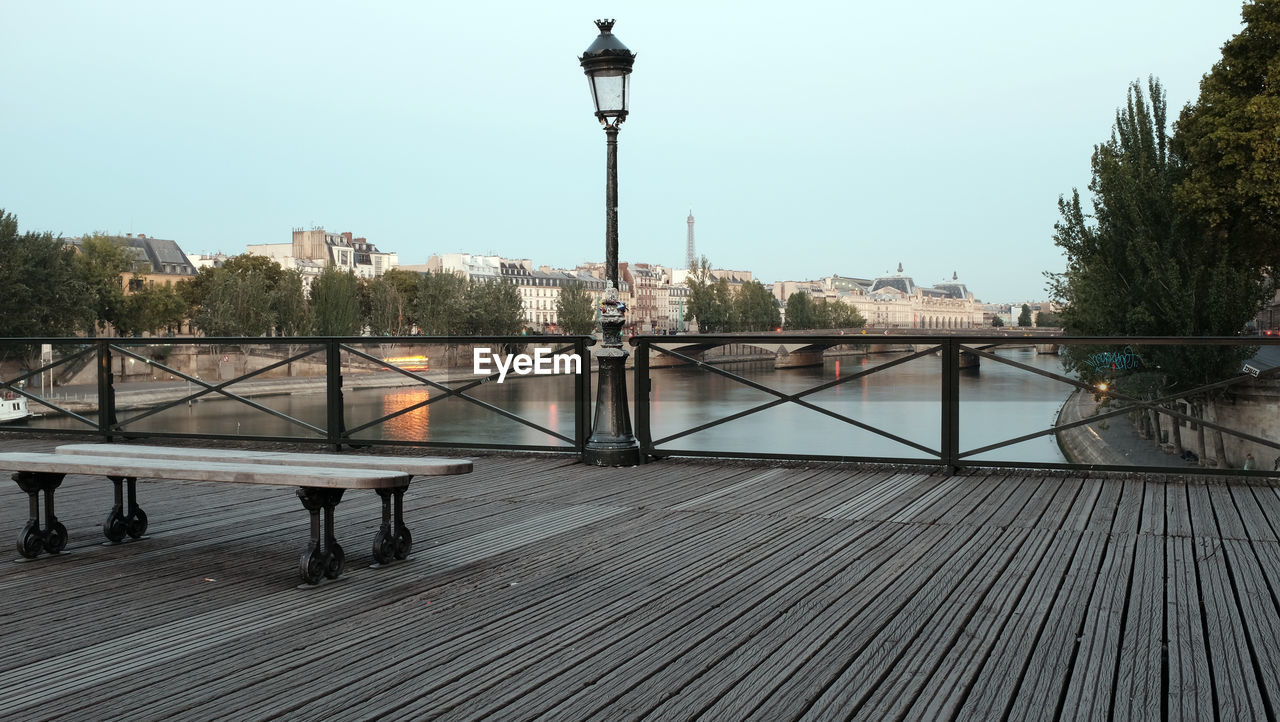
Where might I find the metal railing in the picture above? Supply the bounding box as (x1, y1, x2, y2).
(631, 333, 1280, 477)
(0, 335, 593, 454)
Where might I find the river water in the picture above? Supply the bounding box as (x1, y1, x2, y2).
(34, 349, 1071, 464)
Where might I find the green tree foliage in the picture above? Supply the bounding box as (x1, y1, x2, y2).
(466, 279, 524, 335)
(179, 254, 296, 337)
(0, 210, 90, 338)
(783, 293, 867, 330)
(822, 298, 867, 329)
(784, 292, 818, 330)
(1174, 0, 1280, 273)
(991, 316, 1005, 327)
(685, 256, 731, 333)
(556, 282, 597, 335)
(1017, 304, 1033, 327)
(73, 234, 139, 334)
(363, 275, 408, 335)
(735, 279, 781, 331)
(115, 280, 187, 337)
(191, 270, 276, 337)
(415, 271, 469, 335)
(272, 269, 311, 337)
(1035, 310, 1063, 327)
(309, 266, 361, 336)
(1048, 78, 1268, 390)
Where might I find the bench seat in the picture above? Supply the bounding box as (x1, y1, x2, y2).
(0, 450, 444, 585)
(54, 443, 472, 478)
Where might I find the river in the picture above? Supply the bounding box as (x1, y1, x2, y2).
(29, 349, 1071, 464)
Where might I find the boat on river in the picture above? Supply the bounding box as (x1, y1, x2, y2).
(1, 391, 30, 424)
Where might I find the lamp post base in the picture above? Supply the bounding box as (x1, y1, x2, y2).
(583, 441, 640, 467)
(584, 310, 640, 467)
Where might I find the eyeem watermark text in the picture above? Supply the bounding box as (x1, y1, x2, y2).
(474, 348, 582, 383)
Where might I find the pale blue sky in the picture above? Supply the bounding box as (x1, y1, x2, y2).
(0, 1, 1249, 303)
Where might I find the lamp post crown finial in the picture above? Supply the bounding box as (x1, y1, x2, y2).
(595, 19, 615, 33)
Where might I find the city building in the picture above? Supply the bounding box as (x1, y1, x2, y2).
(247, 228, 398, 284)
(769, 266, 983, 329)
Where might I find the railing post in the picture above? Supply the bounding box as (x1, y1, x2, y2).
(941, 338, 960, 475)
(97, 340, 116, 442)
(635, 337, 651, 463)
(576, 336, 590, 454)
(326, 340, 343, 451)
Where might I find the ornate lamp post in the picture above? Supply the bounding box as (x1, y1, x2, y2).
(580, 18, 640, 466)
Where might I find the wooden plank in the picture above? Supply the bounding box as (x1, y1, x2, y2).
(1237, 485, 1280, 542)
(1221, 538, 1280, 709)
(1139, 480, 1165, 537)
(1208, 483, 1250, 540)
(953, 530, 1085, 720)
(743, 525, 981, 720)
(793, 525, 1021, 718)
(1112, 533, 1162, 721)
(1059, 477, 1104, 532)
(999, 530, 1109, 721)
(1165, 535, 1214, 721)
(981, 473, 1052, 528)
(855, 527, 1049, 720)
(1195, 534, 1269, 718)
(1109, 478, 1146, 535)
(1084, 477, 1124, 533)
(1058, 532, 1136, 721)
(1012, 474, 1078, 530)
(530, 520, 891, 720)
(344, 517, 848, 719)
(1166, 480, 1195, 538)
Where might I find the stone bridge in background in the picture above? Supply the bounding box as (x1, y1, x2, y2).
(635, 327, 1064, 370)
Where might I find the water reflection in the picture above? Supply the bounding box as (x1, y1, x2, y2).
(380, 387, 430, 438)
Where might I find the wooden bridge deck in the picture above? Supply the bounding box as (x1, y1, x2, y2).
(1, 436, 1277, 720)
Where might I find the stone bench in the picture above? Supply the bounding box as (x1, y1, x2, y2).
(1, 447, 471, 585)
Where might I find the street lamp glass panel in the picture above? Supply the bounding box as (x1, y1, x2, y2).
(588, 70, 630, 117)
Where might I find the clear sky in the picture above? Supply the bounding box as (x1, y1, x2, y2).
(0, 1, 1250, 304)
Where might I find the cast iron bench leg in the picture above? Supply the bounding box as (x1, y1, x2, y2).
(372, 485, 412, 565)
(103, 476, 148, 543)
(297, 487, 345, 585)
(12, 471, 68, 558)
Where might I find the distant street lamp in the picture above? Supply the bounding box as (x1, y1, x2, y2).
(580, 18, 640, 466)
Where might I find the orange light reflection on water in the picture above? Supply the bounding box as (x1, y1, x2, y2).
(382, 387, 431, 438)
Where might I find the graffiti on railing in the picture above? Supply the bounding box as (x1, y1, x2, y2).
(1086, 345, 1142, 372)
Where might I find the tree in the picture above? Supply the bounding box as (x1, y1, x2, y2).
(191, 270, 275, 337)
(735, 279, 781, 331)
(684, 256, 731, 333)
(1048, 76, 1271, 467)
(363, 275, 407, 335)
(1035, 310, 1063, 327)
(115, 280, 186, 336)
(1017, 304, 1033, 327)
(0, 209, 91, 339)
(1174, 0, 1280, 274)
(309, 266, 361, 336)
(991, 316, 1005, 327)
(784, 292, 819, 330)
(179, 254, 296, 337)
(465, 279, 524, 335)
(73, 233, 138, 334)
(415, 271, 469, 335)
(824, 298, 867, 329)
(556, 282, 596, 335)
(271, 269, 310, 337)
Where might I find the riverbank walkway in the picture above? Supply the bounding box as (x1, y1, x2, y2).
(1, 435, 1277, 719)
